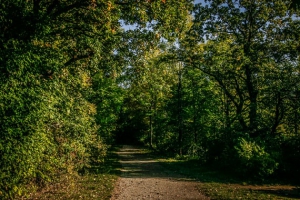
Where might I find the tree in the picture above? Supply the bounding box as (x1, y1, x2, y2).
(180, 0, 300, 177)
(191, 0, 300, 138)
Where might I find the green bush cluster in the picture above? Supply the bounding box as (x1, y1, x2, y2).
(234, 138, 279, 178)
(0, 11, 106, 199)
(0, 63, 105, 199)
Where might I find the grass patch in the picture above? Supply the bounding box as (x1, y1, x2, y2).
(159, 158, 300, 200)
(26, 173, 118, 200)
(23, 147, 121, 200)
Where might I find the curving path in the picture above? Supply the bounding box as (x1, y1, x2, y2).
(110, 145, 209, 200)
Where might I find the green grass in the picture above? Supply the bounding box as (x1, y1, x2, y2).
(159, 158, 300, 200)
(30, 173, 118, 200)
(23, 147, 121, 200)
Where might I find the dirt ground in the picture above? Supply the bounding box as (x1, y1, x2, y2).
(110, 145, 209, 200)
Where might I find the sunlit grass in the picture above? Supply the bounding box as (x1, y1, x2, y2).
(24, 173, 118, 200)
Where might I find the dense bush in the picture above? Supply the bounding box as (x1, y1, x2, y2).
(234, 138, 279, 178)
(0, 63, 105, 198)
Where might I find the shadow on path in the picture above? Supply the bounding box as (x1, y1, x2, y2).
(111, 145, 209, 200)
(117, 146, 174, 179)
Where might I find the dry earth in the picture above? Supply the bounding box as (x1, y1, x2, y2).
(110, 145, 209, 200)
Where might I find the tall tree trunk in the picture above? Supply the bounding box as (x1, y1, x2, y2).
(150, 113, 153, 148)
(192, 71, 197, 143)
(149, 100, 154, 148)
(177, 63, 183, 155)
(245, 64, 258, 136)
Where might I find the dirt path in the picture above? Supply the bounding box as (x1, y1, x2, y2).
(110, 145, 209, 200)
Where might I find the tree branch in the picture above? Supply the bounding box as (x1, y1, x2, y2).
(64, 51, 94, 67)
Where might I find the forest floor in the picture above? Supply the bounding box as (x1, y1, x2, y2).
(110, 145, 209, 200)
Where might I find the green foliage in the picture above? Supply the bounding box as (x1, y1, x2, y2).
(2, 0, 299, 197)
(0, 0, 193, 198)
(234, 138, 279, 178)
(0, 63, 103, 198)
(92, 71, 124, 144)
(179, 0, 300, 179)
(117, 0, 300, 182)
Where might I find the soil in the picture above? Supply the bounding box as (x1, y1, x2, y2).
(110, 145, 209, 200)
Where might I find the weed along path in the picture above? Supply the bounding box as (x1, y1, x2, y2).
(110, 145, 209, 200)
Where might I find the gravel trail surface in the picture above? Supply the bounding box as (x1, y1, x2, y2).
(110, 145, 209, 200)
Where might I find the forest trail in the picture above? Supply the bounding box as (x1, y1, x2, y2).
(110, 145, 209, 200)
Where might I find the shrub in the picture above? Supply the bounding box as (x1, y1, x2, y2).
(234, 138, 279, 178)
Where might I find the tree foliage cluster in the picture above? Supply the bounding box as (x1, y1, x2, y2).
(118, 0, 300, 181)
(1, 0, 300, 198)
(0, 0, 193, 198)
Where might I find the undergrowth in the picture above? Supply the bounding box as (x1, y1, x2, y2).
(159, 157, 300, 200)
(21, 147, 121, 200)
